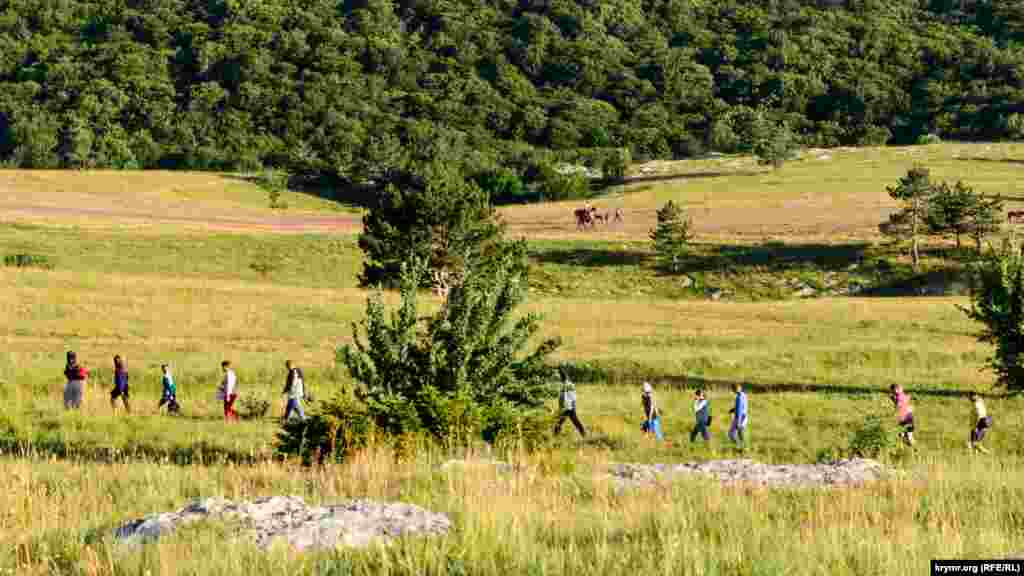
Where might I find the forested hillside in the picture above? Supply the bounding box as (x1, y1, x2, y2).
(1, 0, 1024, 183)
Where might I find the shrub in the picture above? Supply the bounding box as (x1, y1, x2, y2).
(536, 164, 591, 201)
(477, 168, 532, 205)
(239, 396, 270, 420)
(961, 243, 1024, 390)
(917, 133, 942, 145)
(3, 253, 52, 269)
(848, 414, 898, 458)
(277, 248, 560, 464)
(858, 125, 892, 146)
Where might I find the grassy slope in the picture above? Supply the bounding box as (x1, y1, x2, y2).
(3, 143, 1024, 574)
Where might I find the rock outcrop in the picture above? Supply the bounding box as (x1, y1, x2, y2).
(608, 458, 889, 489)
(115, 496, 451, 550)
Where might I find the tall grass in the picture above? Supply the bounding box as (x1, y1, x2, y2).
(4, 448, 1024, 575)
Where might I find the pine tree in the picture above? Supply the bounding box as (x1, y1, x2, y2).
(880, 167, 933, 271)
(926, 180, 975, 249)
(358, 161, 503, 287)
(967, 191, 1004, 253)
(650, 200, 693, 273)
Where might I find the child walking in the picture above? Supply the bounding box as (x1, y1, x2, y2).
(110, 355, 130, 412)
(158, 364, 179, 414)
(641, 382, 663, 440)
(690, 389, 711, 443)
(969, 392, 992, 454)
(890, 385, 915, 447)
(63, 351, 89, 409)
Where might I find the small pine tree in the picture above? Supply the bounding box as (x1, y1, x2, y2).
(967, 192, 1004, 253)
(650, 200, 692, 273)
(278, 245, 560, 463)
(752, 121, 799, 170)
(961, 242, 1024, 391)
(880, 167, 933, 271)
(926, 180, 975, 249)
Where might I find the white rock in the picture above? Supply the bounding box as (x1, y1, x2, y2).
(607, 458, 889, 490)
(115, 496, 450, 551)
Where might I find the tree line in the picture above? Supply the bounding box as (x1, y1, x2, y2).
(2, 0, 1024, 192)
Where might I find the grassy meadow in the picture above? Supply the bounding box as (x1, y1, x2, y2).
(3, 143, 1024, 574)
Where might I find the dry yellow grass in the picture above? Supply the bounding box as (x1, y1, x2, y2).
(502, 143, 1024, 242)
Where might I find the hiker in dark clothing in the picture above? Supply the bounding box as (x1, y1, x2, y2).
(63, 351, 88, 409)
(110, 355, 130, 412)
(554, 370, 586, 437)
(690, 389, 711, 443)
(282, 360, 306, 421)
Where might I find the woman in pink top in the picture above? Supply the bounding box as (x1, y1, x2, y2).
(889, 385, 915, 446)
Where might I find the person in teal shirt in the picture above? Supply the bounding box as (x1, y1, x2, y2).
(158, 364, 179, 414)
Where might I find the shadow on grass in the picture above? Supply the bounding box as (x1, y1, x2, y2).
(954, 157, 1024, 166)
(531, 242, 874, 273)
(592, 169, 761, 189)
(226, 173, 372, 209)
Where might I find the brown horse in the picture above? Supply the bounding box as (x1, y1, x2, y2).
(574, 208, 593, 229)
(1009, 210, 1024, 223)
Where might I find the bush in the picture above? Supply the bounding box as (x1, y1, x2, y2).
(858, 125, 892, 146)
(3, 253, 52, 269)
(848, 414, 898, 458)
(961, 243, 1024, 390)
(917, 133, 942, 145)
(277, 248, 560, 464)
(536, 164, 591, 201)
(477, 168, 532, 205)
(239, 396, 271, 420)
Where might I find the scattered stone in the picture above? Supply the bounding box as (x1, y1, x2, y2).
(794, 285, 817, 298)
(680, 275, 695, 289)
(607, 458, 889, 490)
(114, 496, 451, 551)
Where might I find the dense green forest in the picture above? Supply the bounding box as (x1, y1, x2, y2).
(1, 0, 1024, 185)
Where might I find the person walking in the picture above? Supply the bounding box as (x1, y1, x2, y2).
(554, 369, 586, 438)
(282, 360, 306, 421)
(641, 382, 663, 440)
(63, 351, 88, 409)
(969, 392, 992, 454)
(158, 364, 179, 414)
(690, 389, 711, 443)
(728, 383, 748, 447)
(109, 355, 131, 412)
(890, 384, 915, 447)
(218, 360, 239, 421)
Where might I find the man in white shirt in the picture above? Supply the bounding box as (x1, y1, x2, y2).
(219, 360, 239, 421)
(282, 360, 306, 421)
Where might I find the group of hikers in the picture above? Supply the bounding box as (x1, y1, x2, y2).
(60, 351, 309, 422)
(554, 371, 995, 453)
(59, 351, 996, 452)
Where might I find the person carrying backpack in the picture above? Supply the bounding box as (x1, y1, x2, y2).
(282, 360, 306, 421)
(109, 355, 131, 412)
(641, 382, 663, 440)
(890, 384, 915, 447)
(158, 364, 180, 414)
(690, 389, 711, 443)
(63, 351, 88, 409)
(554, 369, 586, 438)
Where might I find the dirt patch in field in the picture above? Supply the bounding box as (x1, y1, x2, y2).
(0, 202, 361, 234)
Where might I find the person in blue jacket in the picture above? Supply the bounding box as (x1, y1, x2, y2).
(728, 383, 748, 447)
